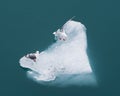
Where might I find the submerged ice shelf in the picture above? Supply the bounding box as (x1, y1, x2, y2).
(19, 20, 96, 86)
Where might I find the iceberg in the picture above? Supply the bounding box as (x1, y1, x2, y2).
(19, 20, 96, 86)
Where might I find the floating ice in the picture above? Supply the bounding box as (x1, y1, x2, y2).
(19, 20, 96, 86)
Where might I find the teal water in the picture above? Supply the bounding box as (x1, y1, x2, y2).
(0, 0, 120, 96)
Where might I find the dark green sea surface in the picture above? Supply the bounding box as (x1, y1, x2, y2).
(0, 0, 120, 96)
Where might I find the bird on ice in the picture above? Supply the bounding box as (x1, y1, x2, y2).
(53, 16, 75, 41)
(53, 29, 67, 41)
(25, 51, 40, 62)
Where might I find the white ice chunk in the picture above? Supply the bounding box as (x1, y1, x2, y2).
(19, 20, 96, 86)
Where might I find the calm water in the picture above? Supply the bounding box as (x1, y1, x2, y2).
(0, 0, 120, 96)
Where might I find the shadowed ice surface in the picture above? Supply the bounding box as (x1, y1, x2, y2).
(19, 20, 97, 86)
